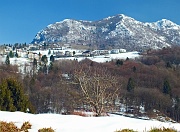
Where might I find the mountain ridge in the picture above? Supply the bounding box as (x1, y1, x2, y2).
(32, 14, 180, 51)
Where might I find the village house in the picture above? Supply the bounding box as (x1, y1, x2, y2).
(91, 50, 109, 56)
(65, 51, 73, 57)
(28, 44, 39, 51)
(111, 49, 120, 54)
(27, 52, 41, 60)
(119, 49, 126, 53)
(55, 51, 65, 58)
(82, 50, 91, 57)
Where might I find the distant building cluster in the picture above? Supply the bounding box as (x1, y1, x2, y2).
(1, 43, 127, 59)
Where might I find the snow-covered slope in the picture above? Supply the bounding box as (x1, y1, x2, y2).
(145, 19, 180, 45)
(145, 19, 180, 30)
(0, 111, 180, 132)
(32, 14, 180, 51)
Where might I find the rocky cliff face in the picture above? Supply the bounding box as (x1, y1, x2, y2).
(32, 14, 180, 51)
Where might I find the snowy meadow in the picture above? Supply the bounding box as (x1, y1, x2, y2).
(0, 111, 180, 132)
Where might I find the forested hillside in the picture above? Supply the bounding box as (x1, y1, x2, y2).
(0, 46, 180, 122)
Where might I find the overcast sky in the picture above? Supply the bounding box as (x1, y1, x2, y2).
(0, 0, 180, 44)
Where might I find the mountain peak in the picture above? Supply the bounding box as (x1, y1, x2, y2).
(146, 19, 180, 30)
(102, 14, 129, 21)
(118, 14, 131, 19)
(157, 19, 178, 28)
(32, 14, 180, 50)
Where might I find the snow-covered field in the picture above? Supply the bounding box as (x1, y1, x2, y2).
(55, 51, 140, 63)
(0, 111, 179, 132)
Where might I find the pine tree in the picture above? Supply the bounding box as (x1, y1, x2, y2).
(3, 88, 15, 111)
(73, 51, 76, 56)
(0, 78, 34, 112)
(163, 79, 171, 95)
(0, 81, 6, 110)
(0, 79, 15, 111)
(48, 49, 51, 55)
(43, 43, 47, 50)
(5, 55, 10, 65)
(12, 46, 15, 51)
(50, 55, 54, 62)
(15, 51, 18, 58)
(41, 55, 48, 65)
(127, 78, 135, 92)
(9, 51, 14, 58)
(38, 52, 41, 60)
(116, 59, 123, 66)
(40, 55, 48, 74)
(126, 57, 129, 61)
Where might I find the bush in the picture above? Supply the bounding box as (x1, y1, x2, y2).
(72, 111, 87, 117)
(0, 121, 32, 132)
(21, 121, 32, 132)
(149, 127, 177, 132)
(0, 121, 20, 132)
(115, 129, 136, 132)
(115, 128, 177, 132)
(38, 127, 55, 132)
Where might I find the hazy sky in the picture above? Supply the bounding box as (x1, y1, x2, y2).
(0, 0, 180, 44)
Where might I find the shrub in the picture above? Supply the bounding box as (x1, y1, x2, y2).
(149, 127, 177, 132)
(0, 121, 20, 132)
(0, 121, 33, 132)
(115, 129, 136, 132)
(21, 121, 32, 132)
(72, 111, 87, 117)
(38, 127, 55, 132)
(115, 128, 177, 132)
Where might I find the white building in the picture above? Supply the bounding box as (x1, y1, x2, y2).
(110, 49, 119, 54)
(119, 49, 126, 53)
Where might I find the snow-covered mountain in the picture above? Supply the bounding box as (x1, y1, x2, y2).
(32, 14, 180, 51)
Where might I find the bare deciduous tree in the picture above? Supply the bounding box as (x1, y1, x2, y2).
(74, 67, 120, 116)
